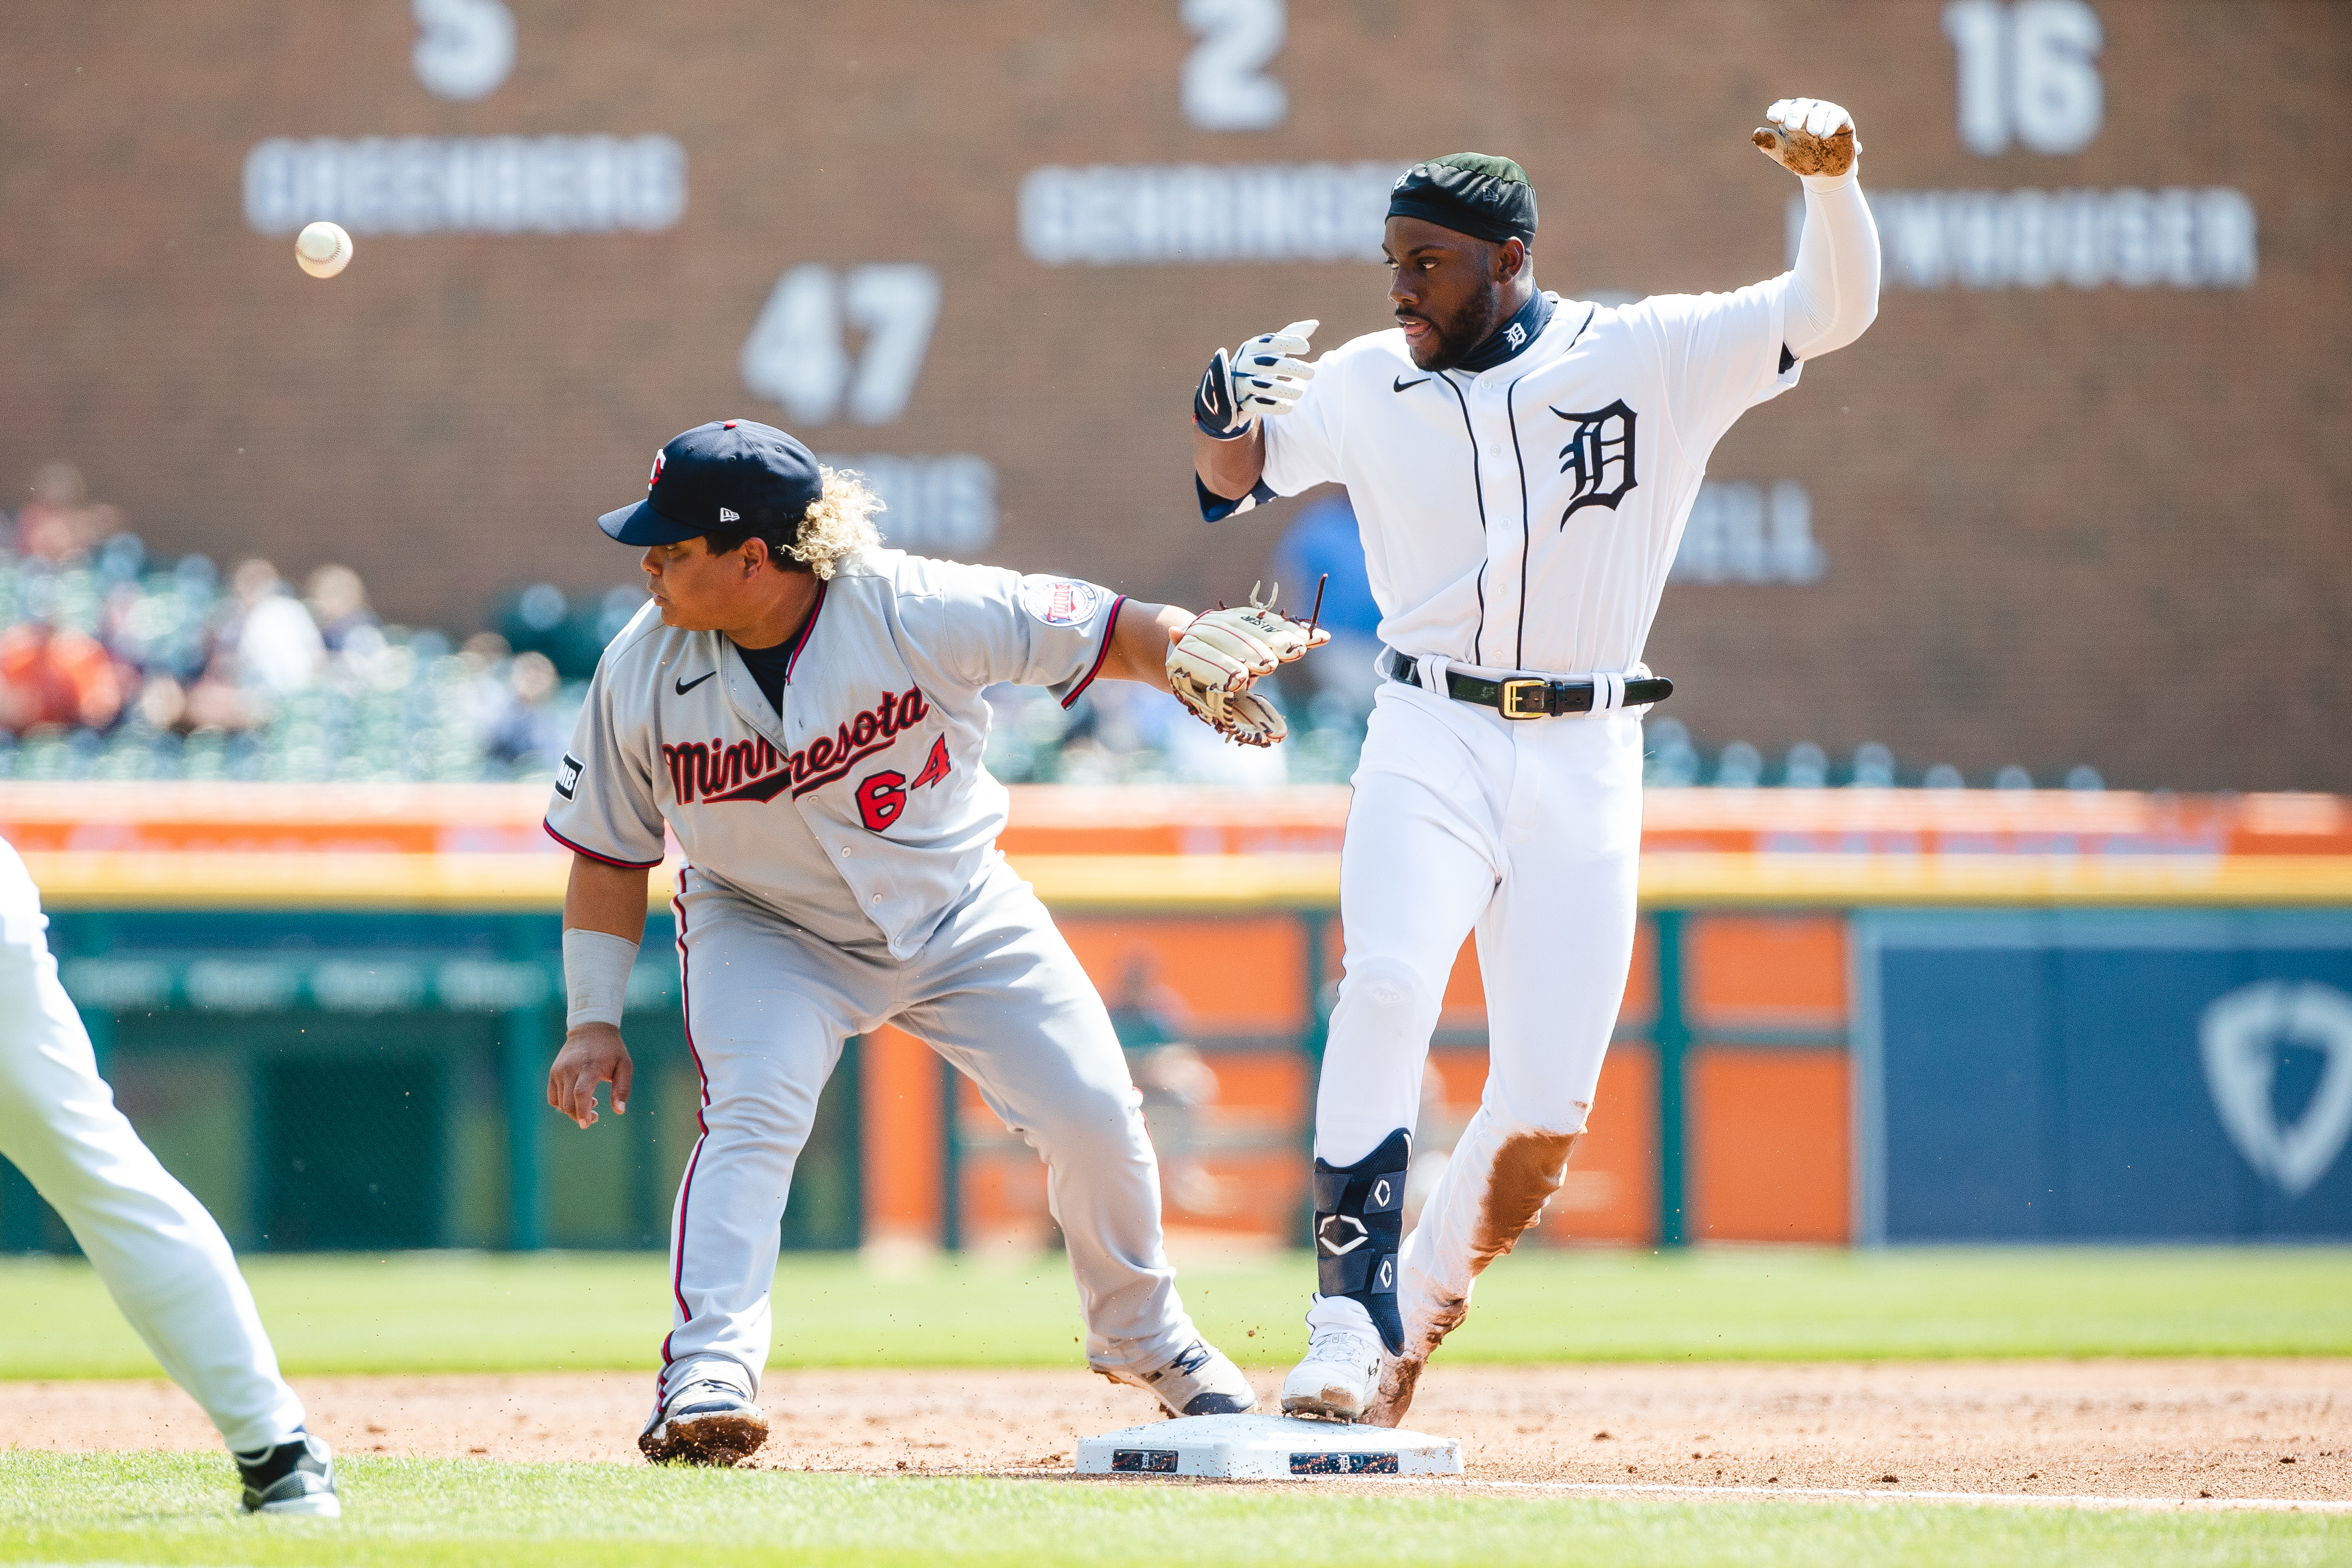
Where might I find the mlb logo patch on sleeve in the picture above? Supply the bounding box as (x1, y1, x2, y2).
(1022, 578, 1104, 627)
(555, 754, 584, 800)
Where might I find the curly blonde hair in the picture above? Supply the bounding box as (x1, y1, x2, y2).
(788, 467, 884, 580)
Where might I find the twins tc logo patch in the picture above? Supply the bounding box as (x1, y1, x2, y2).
(1022, 578, 1104, 628)
(1552, 398, 1639, 523)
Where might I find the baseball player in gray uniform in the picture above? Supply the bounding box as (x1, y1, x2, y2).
(544, 419, 1322, 1464)
(1189, 101, 1882, 1423)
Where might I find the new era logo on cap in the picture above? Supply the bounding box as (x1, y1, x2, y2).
(719, 507, 740, 522)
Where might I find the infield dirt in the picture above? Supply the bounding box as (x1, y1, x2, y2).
(9, 1360, 2345, 1502)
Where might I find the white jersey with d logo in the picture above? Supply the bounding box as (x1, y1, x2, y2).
(1261, 284, 1800, 679)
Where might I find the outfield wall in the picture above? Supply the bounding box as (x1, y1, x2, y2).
(2, 783, 2348, 1253)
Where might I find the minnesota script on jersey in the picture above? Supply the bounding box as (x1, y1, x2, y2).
(545, 548, 1125, 958)
(1262, 284, 1800, 677)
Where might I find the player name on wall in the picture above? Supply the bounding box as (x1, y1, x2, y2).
(1020, 161, 1403, 266)
(242, 135, 687, 236)
(1668, 482, 1824, 586)
(1802, 186, 2257, 291)
(817, 453, 998, 557)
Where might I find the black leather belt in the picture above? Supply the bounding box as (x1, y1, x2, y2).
(1385, 652, 1673, 719)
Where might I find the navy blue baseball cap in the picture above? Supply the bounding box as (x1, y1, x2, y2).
(598, 420, 823, 546)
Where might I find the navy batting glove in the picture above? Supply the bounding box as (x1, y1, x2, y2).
(1194, 347, 1253, 441)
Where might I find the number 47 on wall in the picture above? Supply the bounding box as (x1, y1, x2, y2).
(740, 263, 943, 428)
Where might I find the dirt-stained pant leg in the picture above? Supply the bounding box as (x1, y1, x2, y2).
(894, 863, 1199, 1376)
(0, 841, 306, 1455)
(663, 872, 873, 1402)
(1378, 709, 1644, 1417)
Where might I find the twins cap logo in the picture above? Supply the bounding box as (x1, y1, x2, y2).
(648, 449, 665, 490)
(719, 507, 740, 523)
(2201, 980, 2352, 1199)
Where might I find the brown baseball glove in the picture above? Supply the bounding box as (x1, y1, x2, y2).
(1166, 581, 1332, 747)
(1752, 97, 1859, 178)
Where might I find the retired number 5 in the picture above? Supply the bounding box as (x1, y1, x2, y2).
(855, 770, 907, 832)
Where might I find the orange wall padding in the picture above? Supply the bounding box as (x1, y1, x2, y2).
(1688, 915, 1849, 1028)
(1688, 1049, 1851, 1242)
(1059, 918, 1307, 1036)
(860, 1024, 940, 1243)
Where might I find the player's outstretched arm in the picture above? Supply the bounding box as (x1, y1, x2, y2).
(548, 853, 649, 1129)
(1097, 600, 1193, 691)
(1753, 98, 1881, 360)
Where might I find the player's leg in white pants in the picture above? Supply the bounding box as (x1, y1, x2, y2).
(0, 841, 307, 1455)
(1302, 685, 1502, 1358)
(897, 865, 1199, 1377)
(1375, 708, 1644, 1417)
(1304, 688, 1644, 1413)
(659, 874, 861, 1402)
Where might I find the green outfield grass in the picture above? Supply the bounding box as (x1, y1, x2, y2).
(2, 1245, 2348, 1381)
(0, 1452, 2339, 1568)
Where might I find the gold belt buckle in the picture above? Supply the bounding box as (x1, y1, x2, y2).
(1498, 678, 1548, 720)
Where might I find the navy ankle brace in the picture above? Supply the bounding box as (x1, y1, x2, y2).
(1312, 1127, 1411, 1354)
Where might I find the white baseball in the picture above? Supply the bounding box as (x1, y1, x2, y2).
(295, 221, 353, 279)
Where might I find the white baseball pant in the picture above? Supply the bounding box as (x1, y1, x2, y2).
(0, 839, 307, 1454)
(654, 857, 1201, 1403)
(1308, 677, 1644, 1351)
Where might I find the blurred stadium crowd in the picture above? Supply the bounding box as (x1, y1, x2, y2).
(0, 463, 2104, 792)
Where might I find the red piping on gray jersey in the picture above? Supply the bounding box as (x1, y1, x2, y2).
(783, 578, 829, 683)
(543, 819, 663, 870)
(1059, 594, 1129, 710)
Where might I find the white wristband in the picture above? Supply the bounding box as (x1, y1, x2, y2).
(563, 928, 640, 1031)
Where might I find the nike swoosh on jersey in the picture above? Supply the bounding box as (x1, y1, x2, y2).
(1393, 374, 1430, 392)
(674, 670, 716, 696)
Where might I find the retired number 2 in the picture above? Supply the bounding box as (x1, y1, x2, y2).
(855, 770, 907, 832)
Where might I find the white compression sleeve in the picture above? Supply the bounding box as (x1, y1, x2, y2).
(1781, 167, 1881, 361)
(563, 927, 639, 1030)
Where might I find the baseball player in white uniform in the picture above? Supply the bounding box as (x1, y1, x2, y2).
(0, 840, 339, 1513)
(1189, 101, 1882, 1423)
(544, 419, 1322, 1464)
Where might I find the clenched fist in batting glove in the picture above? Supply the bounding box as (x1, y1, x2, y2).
(1752, 98, 1859, 179)
(1166, 582, 1332, 747)
(1194, 320, 1320, 441)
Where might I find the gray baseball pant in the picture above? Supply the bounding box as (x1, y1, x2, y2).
(654, 858, 1198, 1403)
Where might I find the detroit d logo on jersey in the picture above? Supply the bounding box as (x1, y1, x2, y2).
(1551, 398, 1639, 524)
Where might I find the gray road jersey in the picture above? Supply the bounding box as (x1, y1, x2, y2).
(545, 547, 1126, 958)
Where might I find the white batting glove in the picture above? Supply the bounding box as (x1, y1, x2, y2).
(1753, 99, 1860, 180)
(1194, 320, 1318, 440)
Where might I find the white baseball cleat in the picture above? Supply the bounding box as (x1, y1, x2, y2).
(1279, 1321, 1386, 1423)
(1098, 1337, 1258, 1417)
(236, 1432, 341, 1517)
(638, 1374, 770, 1466)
